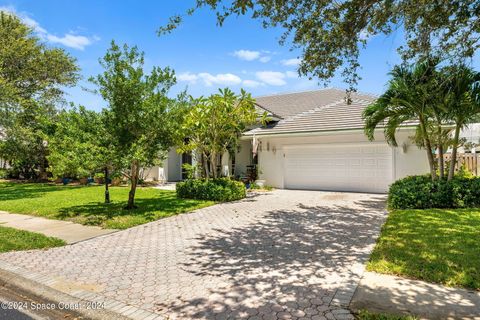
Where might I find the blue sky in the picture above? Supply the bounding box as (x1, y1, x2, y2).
(2, 1, 476, 111)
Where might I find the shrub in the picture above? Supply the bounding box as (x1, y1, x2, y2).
(177, 178, 246, 202)
(249, 183, 274, 191)
(388, 174, 480, 209)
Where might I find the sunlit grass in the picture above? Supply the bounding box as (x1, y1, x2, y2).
(367, 208, 480, 290)
(0, 225, 65, 252)
(0, 182, 214, 229)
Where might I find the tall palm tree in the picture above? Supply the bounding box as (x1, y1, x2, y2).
(363, 59, 441, 180)
(441, 65, 480, 180)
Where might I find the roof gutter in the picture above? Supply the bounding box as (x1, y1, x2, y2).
(240, 126, 419, 140)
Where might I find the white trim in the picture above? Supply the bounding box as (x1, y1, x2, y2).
(241, 127, 418, 140)
(281, 141, 389, 150)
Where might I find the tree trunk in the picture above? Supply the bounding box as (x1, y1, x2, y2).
(210, 152, 216, 178)
(104, 167, 110, 204)
(37, 142, 49, 182)
(435, 119, 445, 179)
(418, 116, 436, 181)
(448, 124, 462, 181)
(437, 144, 445, 179)
(126, 160, 139, 209)
(203, 153, 210, 178)
(424, 138, 437, 181)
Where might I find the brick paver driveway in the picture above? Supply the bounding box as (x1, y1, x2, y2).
(0, 190, 386, 320)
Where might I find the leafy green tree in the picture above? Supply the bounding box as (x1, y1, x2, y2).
(48, 106, 115, 202)
(439, 65, 480, 180)
(363, 59, 441, 180)
(160, 1, 480, 91)
(364, 60, 480, 181)
(0, 11, 79, 179)
(179, 88, 261, 178)
(47, 106, 108, 179)
(89, 41, 178, 209)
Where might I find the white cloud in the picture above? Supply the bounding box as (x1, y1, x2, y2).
(177, 72, 199, 83)
(242, 80, 263, 88)
(255, 71, 287, 86)
(233, 49, 271, 63)
(178, 72, 242, 86)
(199, 73, 242, 86)
(46, 34, 94, 50)
(178, 70, 298, 88)
(233, 50, 261, 61)
(0, 6, 98, 50)
(281, 58, 301, 67)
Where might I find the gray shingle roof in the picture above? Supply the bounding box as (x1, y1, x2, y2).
(254, 88, 376, 119)
(246, 88, 378, 136)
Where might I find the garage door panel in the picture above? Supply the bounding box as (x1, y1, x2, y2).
(284, 144, 392, 193)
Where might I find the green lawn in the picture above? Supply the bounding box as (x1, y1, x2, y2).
(0, 225, 65, 253)
(367, 208, 480, 290)
(0, 182, 214, 229)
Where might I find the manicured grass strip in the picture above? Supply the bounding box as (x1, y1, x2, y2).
(0, 225, 65, 253)
(356, 310, 417, 320)
(367, 208, 480, 290)
(0, 182, 214, 229)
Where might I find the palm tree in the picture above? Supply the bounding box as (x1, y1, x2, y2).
(440, 65, 480, 180)
(363, 59, 441, 180)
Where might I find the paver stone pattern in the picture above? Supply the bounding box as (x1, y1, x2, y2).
(0, 190, 387, 320)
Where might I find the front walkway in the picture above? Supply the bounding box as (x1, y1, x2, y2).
(0, 211, 117, 243)
(0, 190, 387, 319)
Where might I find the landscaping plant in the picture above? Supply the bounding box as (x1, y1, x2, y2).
(388, 174, 480, 209)
(177, 178, 246, 202)
(0, 11, 79, 180)
(89, 41, 181, 209)
(363, 59, 480, 181)
(47, 106, 109, 180)
(178, 88, 263, 178)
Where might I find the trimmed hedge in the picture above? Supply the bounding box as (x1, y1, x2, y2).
(388, 175, 480, 209)
(176, 178, 246, 202)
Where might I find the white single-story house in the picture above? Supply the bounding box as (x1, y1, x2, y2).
(147, 88, 430, 193)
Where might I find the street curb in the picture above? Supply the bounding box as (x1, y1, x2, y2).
(0, 260, 164, 320)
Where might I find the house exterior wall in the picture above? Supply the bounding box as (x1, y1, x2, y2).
(142, 166, 165, 182)
(234, 140, 252, 178)
(392, 130, 431, 180)
(246, 129, 429, 190)
(166, 148, 182, 181)
(143, 147, 182, 182)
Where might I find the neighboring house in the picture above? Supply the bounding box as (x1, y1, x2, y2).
(458, 123, 480, 152)
(148, 88, 430, 193)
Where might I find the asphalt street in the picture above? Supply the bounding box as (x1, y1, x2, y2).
(0, 284, 83, 320)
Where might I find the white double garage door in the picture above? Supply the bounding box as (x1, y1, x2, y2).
(284, 143, 393, 193)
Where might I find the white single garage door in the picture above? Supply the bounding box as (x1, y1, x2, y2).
(284, 144, 393, 193)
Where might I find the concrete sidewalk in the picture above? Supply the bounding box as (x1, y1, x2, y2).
(350, 271, 480, 319)
(0, 211, 117, 244)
